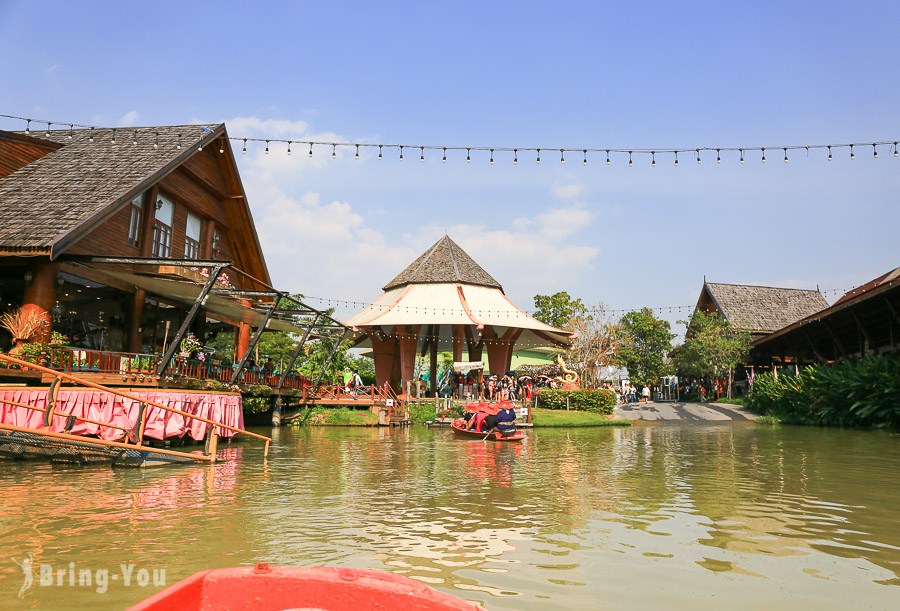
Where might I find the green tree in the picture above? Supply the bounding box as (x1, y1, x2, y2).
(673, 310, 751, 398)
(533, 292, 587, 330)
(617, 308, 674, 388)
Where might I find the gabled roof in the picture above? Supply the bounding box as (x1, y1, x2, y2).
(832, 266, 900, 307)
(383, 235, 502, 291)
(701, 282, 828, 333)
(0, 125, 221, 257)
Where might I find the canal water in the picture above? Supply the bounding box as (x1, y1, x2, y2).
(2, 423, 899, 609)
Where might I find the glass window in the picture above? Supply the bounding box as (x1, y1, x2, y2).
(127, 195, 143, 246)
(152, 195, 174, 258)
(184, 213, 202, 259)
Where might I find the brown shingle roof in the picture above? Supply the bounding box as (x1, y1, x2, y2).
(383, 236, 502, 291)
(703, 283, 828, 333)
(0, 124, 220, 256)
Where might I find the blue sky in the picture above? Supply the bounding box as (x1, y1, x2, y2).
(1, 1, 898, 338)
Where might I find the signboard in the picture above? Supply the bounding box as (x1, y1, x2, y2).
(385, 399, 394, 407)
(453, 361, 484, 373)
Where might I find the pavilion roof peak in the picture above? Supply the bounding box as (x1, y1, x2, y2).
(383, 235, 503, 291)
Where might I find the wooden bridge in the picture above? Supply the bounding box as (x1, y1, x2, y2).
(282, 383, 410, 426)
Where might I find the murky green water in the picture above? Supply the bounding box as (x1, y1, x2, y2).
(1, 423, 899, 609)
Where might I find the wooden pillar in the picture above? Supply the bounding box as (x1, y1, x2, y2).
(22, 261, 58, 341)
(202, 219, 216, 259)
(452, 325, 463, 362)
(128, 290, 145, 352)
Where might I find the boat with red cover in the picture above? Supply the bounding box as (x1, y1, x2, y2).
(450, 420, 525, 442)
(130, 563, 483, 610)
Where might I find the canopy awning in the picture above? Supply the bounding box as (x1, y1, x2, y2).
(86, 266, 317, 335)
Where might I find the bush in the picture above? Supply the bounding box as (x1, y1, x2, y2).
(291, 407, 378, 426)
(747, 353, 900, 428)
(536, 389, 616, 415)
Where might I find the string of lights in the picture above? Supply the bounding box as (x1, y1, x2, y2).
(300, 284, 861, 318)
(2, 113, 898, 165)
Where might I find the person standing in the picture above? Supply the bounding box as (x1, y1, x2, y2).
(642, 384, 650, 403)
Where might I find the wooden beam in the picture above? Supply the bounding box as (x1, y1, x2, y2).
(177, 162, 230, 200)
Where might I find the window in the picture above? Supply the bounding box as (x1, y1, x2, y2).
(127, 195, 143, 246)
(152, 195, 174, 257)
(184, 213, 202, 259)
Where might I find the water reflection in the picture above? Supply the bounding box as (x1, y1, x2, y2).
(1, 423, 898, 609)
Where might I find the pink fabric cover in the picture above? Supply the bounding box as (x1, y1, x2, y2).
(0, 389, 244, 442)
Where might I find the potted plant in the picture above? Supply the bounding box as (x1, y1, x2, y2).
(1, 307, 50, 355)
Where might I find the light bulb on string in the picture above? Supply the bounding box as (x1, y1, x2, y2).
(242, 139, 247, 154)
(420, 146, 425, 162)
(606, 150, 610, 165)
(761, 148, 766, 163)
(442, 147, 446, 163)
(560, 149, 565, 164)
(872, 143, 878, 159)
(466, 148, 471, 163)
(68, 124, 73, 139)
(309, 143, 314, 158)
(332, 144, 337, 159)
(111, 128, 117, 144)
(132, 131, 138, 146)
(696, 149, 701, 164)
(783, 148, 788, 163)
(176, 134, 182, 150)
(355, 144, 359, 160)
(153, 133, 159, 150)
(583, 149, 588, 166)
(46, 123, 51, 137)
(739, 149, 744, 164)
(220, 139, 225, 154)
(378, 145, 382, 160)
(536, 149, 541, 164)
(827, 145, 832, 161)
(850, 144, 855, 160)
(651, 151, 655, 167)
(25, 119, 30, 133)
(399, 146, 404, 161)
(89, 127, 94, 143)
(513, 149, 518, 165)
(674, 151, 679, 167)
(716, 149, 721, 164)
(265, 141, 269, 155)
(490, 149, 494, 165)
(628, 151, 633, 167)
(894, 142, 899, 157)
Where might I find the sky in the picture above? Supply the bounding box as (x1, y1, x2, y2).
(1, 1, 898, 339)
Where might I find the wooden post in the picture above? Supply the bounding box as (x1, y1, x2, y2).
(207, 430, 218, 463)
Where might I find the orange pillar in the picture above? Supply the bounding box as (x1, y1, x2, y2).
(22, 261, 58, 341)
(236, 299, 251, 361)
(369, 331, 397, 389)
(396, 325, 420, 393)
(484, 327, 516, 377)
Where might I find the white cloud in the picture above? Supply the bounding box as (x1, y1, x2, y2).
(552, 183, 584, 200)
(118, 110, 139, 127)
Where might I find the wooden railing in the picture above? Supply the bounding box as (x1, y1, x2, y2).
(13, 348, 312, 390)
(0, 353, 271, 464)
(304, 382, 408, 420)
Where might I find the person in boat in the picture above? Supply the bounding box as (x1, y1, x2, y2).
(464, 408, 497, 432)
(490, 404, 517, 436)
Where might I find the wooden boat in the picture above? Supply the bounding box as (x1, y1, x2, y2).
(130, 563, 484, 610)
(450, 420, 524, 442)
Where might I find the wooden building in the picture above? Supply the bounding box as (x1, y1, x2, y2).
(751, 267, 900, 365)
(0, 124, 342, 390)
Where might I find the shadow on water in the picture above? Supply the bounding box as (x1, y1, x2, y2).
(1, 423, 899, 609)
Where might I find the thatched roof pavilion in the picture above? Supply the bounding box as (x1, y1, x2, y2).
(346, 236, 575, 392)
